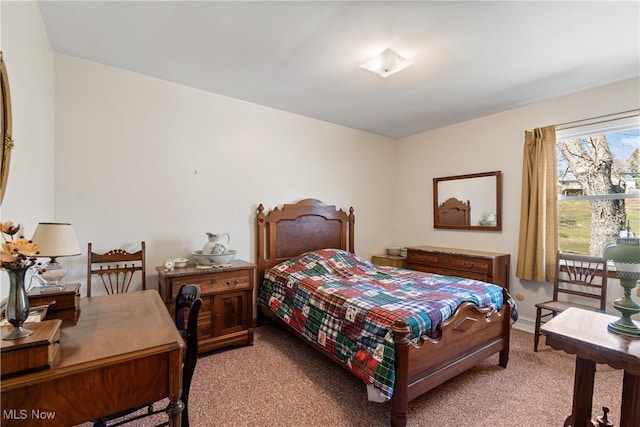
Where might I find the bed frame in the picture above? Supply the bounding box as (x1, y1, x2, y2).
(256, 199, 511, 427)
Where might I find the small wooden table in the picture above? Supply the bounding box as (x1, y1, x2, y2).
(540, 307, 640, 427)
(27, 283, 81, 321)
(371, 254, 406, 269)
(1, 290, 185, 427)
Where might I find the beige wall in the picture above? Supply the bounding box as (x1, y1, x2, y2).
(0, 1, 55, 300)
(54, 55, 395, 298)
(394, 77, 640, 329)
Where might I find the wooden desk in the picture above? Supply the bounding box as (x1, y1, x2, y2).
(1, 290, 185, 427)
(541, 307, 640, 427)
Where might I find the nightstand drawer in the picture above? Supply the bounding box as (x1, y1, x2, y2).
(171, 270, 250, 297)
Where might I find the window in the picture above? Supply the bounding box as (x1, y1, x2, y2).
(556, 112, 639, 256)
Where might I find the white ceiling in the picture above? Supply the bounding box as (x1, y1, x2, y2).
(37, 1, 640, 139)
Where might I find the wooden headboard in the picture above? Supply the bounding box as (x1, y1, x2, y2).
(437, 197, 471, 226)
(256, 199, 355, 284)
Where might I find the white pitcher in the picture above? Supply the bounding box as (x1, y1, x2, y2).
(203, 232, 230, 255)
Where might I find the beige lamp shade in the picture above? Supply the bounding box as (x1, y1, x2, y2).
(31, 222, 81, 258)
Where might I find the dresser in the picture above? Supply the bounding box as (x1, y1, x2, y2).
(156, 260, 255, 354)
(406, 246, 510, 290)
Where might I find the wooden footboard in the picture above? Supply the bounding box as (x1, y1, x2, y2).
(390, 288, 511, 427)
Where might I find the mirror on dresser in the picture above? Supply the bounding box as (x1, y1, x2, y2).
(433, 170, 502, 231)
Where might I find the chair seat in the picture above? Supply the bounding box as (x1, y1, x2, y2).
(535, 300, 601, 313)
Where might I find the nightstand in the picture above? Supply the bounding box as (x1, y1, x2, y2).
(156, 260, 255, 354)
(371, 255, 406, 269)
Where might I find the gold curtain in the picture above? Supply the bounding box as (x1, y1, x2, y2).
(516, 125, 558, 282)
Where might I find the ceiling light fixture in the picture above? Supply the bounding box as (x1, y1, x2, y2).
(359, 48, 413, 78)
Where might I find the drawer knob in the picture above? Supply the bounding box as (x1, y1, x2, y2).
(210, 278, 217, 284)
(226, 279, 241, 286)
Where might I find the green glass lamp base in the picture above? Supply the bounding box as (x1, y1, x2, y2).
(607, 319, 640, 337)
(608, 291, 640, 338)
(607, 272, 640, 338)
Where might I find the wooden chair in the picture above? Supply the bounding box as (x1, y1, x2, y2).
(87, 242, 146, 297)
(173, 284, 201, 427)
(533, 251, 608, 352)
(93, 284, 202, 427)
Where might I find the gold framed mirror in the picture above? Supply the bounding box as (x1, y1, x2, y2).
(433, 171, 503, 231)
(0, 51, 13, 206)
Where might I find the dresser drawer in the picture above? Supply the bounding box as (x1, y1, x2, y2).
(406, 251, 439, 266)
(170, 270, 250, 297)
(407, 264, 447, 276)
(441, 255, 490, 274)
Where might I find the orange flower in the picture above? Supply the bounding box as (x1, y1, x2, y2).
(0, 221, 20, 236)
(0, 222, 39, 270)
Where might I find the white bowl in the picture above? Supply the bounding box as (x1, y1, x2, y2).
(173, 257, 189, 268)
(387, 247, 402, 256)
(191, 249, 236, 265)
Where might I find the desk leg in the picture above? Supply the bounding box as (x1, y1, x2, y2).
(166, 398, 184, 427)
(620, 372, 640, 427)
(568, 356, 596, 427)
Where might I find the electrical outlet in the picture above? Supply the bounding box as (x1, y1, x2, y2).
(515, 293, 525, 301)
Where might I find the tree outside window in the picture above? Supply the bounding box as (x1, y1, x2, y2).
(557, 118, 639, 256)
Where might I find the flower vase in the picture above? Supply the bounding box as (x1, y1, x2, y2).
(2, 268, 33, 340)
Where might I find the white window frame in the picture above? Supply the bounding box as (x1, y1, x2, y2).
(555, 112, 639, 254)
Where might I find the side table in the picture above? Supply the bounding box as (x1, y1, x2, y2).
(540, 307, 640, 427)
(371, 254, 406, 269)
(157, 260, 255, 354)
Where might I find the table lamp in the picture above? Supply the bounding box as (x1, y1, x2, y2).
(31, 222, 81, 291)
(602, 235, 640, 337)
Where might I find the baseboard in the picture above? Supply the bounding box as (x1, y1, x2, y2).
(512, 317, 534, 334)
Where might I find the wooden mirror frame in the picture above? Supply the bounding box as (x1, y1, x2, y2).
(433, 170, 503, 231)
(0, 51, 13, 207)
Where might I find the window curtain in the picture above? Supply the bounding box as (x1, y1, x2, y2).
(516, 125, 558, 282)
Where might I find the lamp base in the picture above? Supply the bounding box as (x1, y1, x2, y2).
(608, 290, 640, 338)
(607, 319, 640, 337)
(38, 283, 66, 293)
(37, 260, 68, 292)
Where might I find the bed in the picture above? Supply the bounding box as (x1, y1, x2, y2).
(256, 199, 516, 427)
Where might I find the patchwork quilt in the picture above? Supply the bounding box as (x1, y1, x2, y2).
(258, 248, 517, 401)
